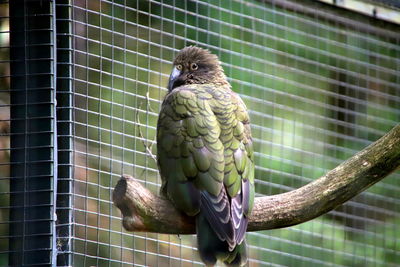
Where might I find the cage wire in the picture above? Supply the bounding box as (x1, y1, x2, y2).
(0, 0, 399, 266)
(0, 1, 10, 265)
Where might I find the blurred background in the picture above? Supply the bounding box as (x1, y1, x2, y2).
(0, 0, 399, 266)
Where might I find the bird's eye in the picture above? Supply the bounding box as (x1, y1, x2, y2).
(190, 63, 198, 71)
(176, 64, 182, 70)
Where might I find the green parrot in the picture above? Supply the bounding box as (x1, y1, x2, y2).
(157, 46, 255, 266)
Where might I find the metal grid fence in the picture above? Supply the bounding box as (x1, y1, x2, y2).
(2, 1, 58, 266)
(0, 1, 10, 265)
(1, 0, 399, 266)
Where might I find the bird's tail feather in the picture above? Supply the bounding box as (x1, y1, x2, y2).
(196, 213, 248, 266)
(224, 240, 247, 267)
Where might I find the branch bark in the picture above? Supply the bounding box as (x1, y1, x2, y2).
(113, 124, 400, 234)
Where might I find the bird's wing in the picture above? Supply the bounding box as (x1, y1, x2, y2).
(224, 92, 255, 244)
(157, 86, 235, 247)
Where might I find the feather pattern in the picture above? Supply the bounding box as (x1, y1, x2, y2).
(200, 190, 235, 250)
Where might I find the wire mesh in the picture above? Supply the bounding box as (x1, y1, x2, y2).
(0, 0, 399, 266)
(60, 0, 400, 266)
(56, 0, 74, 265)
(0, 2, 10, 265)
(0, 0, 58, 266)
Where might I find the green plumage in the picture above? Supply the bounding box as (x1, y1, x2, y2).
(157, 47, 254, 266)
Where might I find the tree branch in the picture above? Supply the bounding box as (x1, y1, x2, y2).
(113, 124, 400, 234)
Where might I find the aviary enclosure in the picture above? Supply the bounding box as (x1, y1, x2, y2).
(0, 0, 399, 266)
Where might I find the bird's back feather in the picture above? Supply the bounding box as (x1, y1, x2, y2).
(157, 84, 254, 266)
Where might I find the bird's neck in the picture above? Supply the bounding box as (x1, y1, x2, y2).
(210, 71, 230, 88)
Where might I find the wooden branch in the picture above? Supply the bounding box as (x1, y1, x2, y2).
(113, 124, 400, 234)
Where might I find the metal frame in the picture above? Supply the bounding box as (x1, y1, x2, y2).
(55, 0, 74, 266)
(316, 0, 400, 24)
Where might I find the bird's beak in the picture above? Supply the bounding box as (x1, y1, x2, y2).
(167, 67, 181, 92)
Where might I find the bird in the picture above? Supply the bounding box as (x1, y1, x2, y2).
(157, 46, 255, 266)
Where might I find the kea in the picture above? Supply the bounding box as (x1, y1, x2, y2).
(157, 46, 255, 266)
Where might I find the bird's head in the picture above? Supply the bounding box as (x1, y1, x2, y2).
(167, 46, 228, 91)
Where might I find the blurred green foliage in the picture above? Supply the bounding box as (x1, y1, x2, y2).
(71, 1, 400, 266)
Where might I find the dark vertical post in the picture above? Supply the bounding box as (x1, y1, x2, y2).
(9, 0, 57, 266)
(55, 1, 73, 266)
